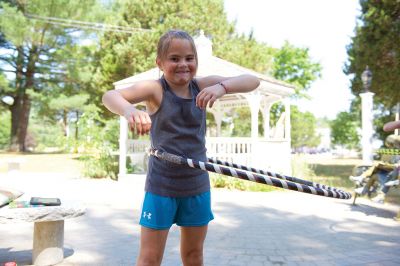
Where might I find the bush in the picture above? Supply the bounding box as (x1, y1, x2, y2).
(210, 172, 278, 192)
(77, 106, 120, 179)
(82, 150, 119, 180)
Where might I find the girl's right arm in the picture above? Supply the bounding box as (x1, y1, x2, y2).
(102, 80, 161, 135)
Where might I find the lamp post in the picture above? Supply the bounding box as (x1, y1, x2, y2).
(361, 66, 372, 92)
(360, 66, 374, 164)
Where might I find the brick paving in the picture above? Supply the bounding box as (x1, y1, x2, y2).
(1, 172, 399, 266)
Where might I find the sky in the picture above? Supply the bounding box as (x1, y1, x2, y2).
(223, 0, 361, 119)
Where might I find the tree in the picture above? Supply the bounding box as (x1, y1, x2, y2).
(345, 0, 400, 108)
(290, 105, 320, 149)
(215, 32, 275, 75)
(48, 94, 90, 138)
(330, 111, 360, 149)
(273, 41, 322, 97)
(0, 0, 101, 151)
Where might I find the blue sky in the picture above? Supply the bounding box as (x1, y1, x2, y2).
(224, 0, 361, 119)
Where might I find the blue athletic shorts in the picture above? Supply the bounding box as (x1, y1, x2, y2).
(139, 191, 214, 230)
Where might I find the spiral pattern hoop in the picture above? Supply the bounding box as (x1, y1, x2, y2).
(149, 149, 352, 200)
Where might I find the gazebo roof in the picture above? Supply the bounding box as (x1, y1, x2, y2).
(113, 31, 295, 109)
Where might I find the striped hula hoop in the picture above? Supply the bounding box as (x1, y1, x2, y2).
(376, 148, 400, 155)
(149, 149, 352, 200)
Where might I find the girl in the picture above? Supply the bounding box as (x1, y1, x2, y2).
(102, 29, 260, 266)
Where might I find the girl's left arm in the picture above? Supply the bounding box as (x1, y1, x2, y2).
(196, 74, 260, 109)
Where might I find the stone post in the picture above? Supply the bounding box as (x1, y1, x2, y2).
(33, 220, 64, 265)
(360, 91, 374, 164)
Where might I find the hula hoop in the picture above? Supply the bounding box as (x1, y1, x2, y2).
(149, 149, 352, 200)
(376, 148, 400, 155)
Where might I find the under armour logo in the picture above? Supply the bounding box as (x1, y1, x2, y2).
(143, 211, 152, 220)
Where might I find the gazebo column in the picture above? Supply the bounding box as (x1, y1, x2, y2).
(118, 117, 128, 177)
(245, 94, 261, 139)
(261, 96, 281, 139)
(262, 104, 271, 139)
(284, 99, 291, 140)
(209, 102, 223, 137)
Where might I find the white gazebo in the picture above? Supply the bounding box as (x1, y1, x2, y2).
(114, 31, 295, 177)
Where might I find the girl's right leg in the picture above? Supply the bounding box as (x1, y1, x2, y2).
(136, 226, 169, 266)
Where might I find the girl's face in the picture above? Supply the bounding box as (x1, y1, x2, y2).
(156, 38, 197, 88)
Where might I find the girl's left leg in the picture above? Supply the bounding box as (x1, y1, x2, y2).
(180, 225, 208, 266)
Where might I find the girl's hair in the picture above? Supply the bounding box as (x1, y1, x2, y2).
(156, 30, 198, 65)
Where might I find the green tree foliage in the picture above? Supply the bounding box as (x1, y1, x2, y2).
(0, 111, 10, 149)
(345, 0, 400, 108)
(273, 41, 322, 97)
(0, 0, 101, 151)
(290, 105, 320, 149)
(0, 72, 10, 109)
(231, 107, 263, 137)
(76, 104, 120, 179)
(215, 32, 275, 74)
(48, 94, 90, 138)
(330, 111, 360, 149)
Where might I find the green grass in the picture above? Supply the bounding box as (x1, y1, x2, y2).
(210, 173, 279, 192)
(308, 163, 355, 189)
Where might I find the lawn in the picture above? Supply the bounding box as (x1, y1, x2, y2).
(304, 155, 362, 189)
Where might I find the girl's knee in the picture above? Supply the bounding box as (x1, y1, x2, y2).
(137, 253, 163, 266)
(137, 248, 164, 266)
(182, 249, 204, 266)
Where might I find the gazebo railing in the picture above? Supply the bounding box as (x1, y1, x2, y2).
(206, 137, 252, 165)
(127, 139, 149, 153)
(125, 137, 291, 175)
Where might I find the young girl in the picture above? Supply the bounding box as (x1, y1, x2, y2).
(102, 29, 260, 266)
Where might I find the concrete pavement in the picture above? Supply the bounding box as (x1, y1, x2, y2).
(1, 172, 399, 266)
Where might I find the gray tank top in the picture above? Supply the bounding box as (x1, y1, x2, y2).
(145, 76, 210, 197)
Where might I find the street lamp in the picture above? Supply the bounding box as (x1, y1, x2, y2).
(361, 65, 372, 92)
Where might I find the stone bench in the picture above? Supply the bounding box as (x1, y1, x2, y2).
(0, 201, 85, 266)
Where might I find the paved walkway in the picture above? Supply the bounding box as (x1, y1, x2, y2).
(1, 172, 399, 266)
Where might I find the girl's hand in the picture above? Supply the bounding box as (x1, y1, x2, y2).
(196, 83, 226, 109)
(123, 106, 152, 135)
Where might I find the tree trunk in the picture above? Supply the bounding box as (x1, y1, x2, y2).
(9, 45, 37, 152)
(63, 110, 69, 137)
(19, 46, 37, 151)
(9, 46, 25, 151)
(18, 95, 31, 151)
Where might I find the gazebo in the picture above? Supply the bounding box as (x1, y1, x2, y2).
(114, 31, 295, 177)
